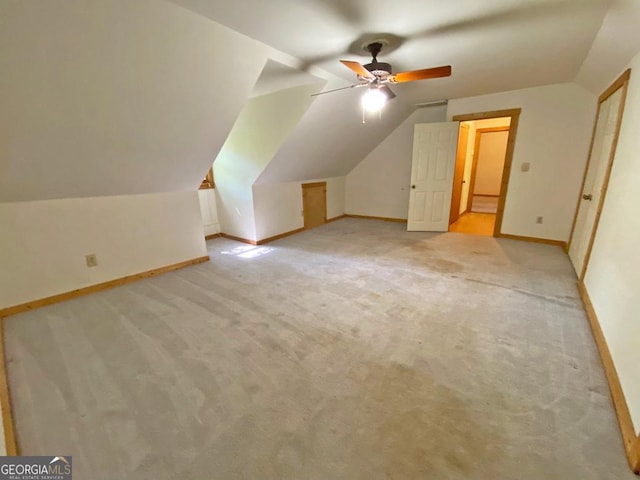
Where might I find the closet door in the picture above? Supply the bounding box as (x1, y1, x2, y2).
(568, 70, 631, 278)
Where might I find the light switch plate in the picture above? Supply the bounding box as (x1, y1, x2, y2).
(521, 162, 530, 172)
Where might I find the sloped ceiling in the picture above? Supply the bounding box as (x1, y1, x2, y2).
(4, 0, 638, 203)
(224, 57, 415, 185)
(168, 0, 640, 185)
(214, 76, 324, 239)
(169, 0, 612, 104)
(250, 60, 324, 98)
(216, 79, 325, 186)
(575, 0, 640, 93)
(256, 82, 414, 183)
(0, 0, 269, 202)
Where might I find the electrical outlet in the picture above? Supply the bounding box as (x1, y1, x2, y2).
(85, 254, 98, 267)
(536, 216, 543, 224)
(521, 162, 530, 172)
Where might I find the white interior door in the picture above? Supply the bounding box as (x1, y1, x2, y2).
(407, 122, 459, 231)
(569, 87, 623, 276)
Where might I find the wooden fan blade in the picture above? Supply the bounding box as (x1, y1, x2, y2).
(390, 65, 451, 83)
(380, 85, 396, 100)
(340, 60, 374, 79)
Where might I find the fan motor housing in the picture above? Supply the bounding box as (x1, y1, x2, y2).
(364, 62, 392, 77)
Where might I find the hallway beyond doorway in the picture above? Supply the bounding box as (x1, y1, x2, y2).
(471, 195, 499, 214)
(450, 212, 496, 236)
(450, 109, 521, 238)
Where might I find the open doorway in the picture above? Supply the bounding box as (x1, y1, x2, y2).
(468, 126, 510, 214)
(448, 109, 521, 237)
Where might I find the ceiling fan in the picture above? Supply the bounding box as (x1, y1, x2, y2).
(312, 41, 451, 111)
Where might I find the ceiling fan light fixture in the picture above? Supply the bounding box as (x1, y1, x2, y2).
(314, 37, 451, 121)
(361, 88, 387, 113)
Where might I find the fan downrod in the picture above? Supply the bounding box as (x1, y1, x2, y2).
(366, 42, 384, 62)
(364, 42, 392, 76)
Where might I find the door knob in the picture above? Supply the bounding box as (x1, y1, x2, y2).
(411, 185, 416, 189)
(582, 194, 593, 201)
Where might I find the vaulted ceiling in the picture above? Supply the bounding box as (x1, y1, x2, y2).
(170, 0, 615, 103)
(171, 0, 640, 186)
(2, 0, 639, 202)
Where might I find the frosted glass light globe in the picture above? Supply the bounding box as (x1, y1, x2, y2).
(361, 88, 387, 113)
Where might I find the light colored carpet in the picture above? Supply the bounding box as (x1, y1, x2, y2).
(471, 195, 499, 213)
(4, 218, 634, 479)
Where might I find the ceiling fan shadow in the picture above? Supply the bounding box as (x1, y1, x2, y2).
(407, 0, 606, 40)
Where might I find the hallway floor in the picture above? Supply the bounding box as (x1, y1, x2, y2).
(449, 212, 496, 236)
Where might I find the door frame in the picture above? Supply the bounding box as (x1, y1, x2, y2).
(566, 69, 631, 280)
(452, 108, 521, 237)
(449, 123, 469, 225)
(467, 126, 511, 212)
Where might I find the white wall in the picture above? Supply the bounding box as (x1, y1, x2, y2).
(583, 52, 640, 434)
(448, 83, 596, 241)
(214, 83, 321, 241)
(474, 130, 509, 195)
(253, 177, 345, 241)
(0, 192, 207, 309)
(325, 177, 347, 221)
(345, 105, 448, 219)
(198, 189, 220, 236)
